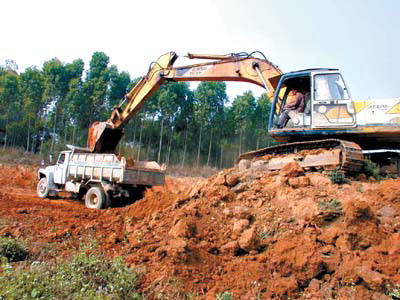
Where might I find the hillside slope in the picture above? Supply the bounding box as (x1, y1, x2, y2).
(0, 163, 399, 299)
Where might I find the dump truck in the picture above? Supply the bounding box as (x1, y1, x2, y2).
(37, 145, 164, 209)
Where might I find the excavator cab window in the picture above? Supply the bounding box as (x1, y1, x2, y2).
(314, 74, 349, 101)
(312, 72, 355, 127)
(272, 75, 311, 129)
(274, 83, 288, 115)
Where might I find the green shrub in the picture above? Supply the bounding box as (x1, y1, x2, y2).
(318, 199, 342, 211)
(329, 168, 346, 184)
(387, 284, 400, 298)
(0, 237, 28, 262)
(216, 291, 233, 300)
(362, 159, 380, 180)
(0, 246, 141, 300)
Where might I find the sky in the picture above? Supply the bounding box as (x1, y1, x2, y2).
(1, 0, 400, 101)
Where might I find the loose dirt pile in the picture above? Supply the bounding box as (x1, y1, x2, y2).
(0, 163, 399, 299)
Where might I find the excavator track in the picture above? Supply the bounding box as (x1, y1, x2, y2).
(236, 139, 364, 174)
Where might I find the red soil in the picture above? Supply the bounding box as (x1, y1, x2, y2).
(0, 162, 399, 299)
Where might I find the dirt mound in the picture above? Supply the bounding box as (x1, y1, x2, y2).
(0, 164, 37, 189)
(0, 163, 399, 299)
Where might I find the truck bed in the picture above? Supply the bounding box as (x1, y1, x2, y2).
(66, 153, 164, 186)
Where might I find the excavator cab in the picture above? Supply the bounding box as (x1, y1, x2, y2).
(269, 69, 356, 141)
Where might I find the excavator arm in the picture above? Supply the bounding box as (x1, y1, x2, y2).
(88, 51, 283, 153)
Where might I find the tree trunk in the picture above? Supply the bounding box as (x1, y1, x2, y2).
(39, 126, 45, 157)
(137, 118, 144, 161)
(166, 124, 174, 165)
(157, 117, 164, 163)
(2, 115, 9, 151)
(206, 129, 213, 166)
(239, 129, 243, 156)
(50, 109, 57, 154)
(11, 131, 16, 148)
(31, 119, 37, 153)
(146, 114, 156, 160)
(63, 122, 68, 145)
(181, 127, 188, 167)
(197, 121, 203, 167)
(76, 127, 80, 147)
(214, 132, 221, 168)
(72, 124, 76, 145)
(256, 133, 260, 150)
(26, 116, 31, 152)
(220, 144, 223, 169)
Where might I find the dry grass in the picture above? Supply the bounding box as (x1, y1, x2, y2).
(166, 164, 220, 178)
(0, 148, 41, 166)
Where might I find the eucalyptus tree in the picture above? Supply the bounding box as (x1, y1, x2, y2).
(0, 67, 20, 149)
(19, 67, 45, 151)
(194, 82, 227, 166)
(231, 90, 256, 153)
(254, 93, 274, 148)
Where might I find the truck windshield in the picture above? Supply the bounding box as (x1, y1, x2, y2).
(57, 154, 65, 164)
(314, 74, 349, 101)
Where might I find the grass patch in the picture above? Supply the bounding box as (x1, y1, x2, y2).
(328, 168, 346, 184)
(0, 237, 28, 262)
(0, 244, 141, 299)
(318, 199, 342, 211)
(0, 147, 41, 165)
(216, 291, 234, 300)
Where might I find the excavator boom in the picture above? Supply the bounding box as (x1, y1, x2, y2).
(88, 51, 282, 153)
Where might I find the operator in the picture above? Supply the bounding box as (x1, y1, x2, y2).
(277, 89, 305, 128)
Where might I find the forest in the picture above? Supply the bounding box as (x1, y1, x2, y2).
(0, 52, 275, 168)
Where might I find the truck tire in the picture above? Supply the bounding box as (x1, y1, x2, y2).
(37, 177, 49, 198)
(105, 191, 112, 209)
(85, 186, 106, 209)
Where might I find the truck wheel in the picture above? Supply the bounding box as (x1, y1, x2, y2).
(105, 191, 112, 209)
(85, 186, 106, 209)
(37, 177, 49, 198)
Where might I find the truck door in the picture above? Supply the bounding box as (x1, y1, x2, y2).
(311, 73, 356, 128)
(53, 153, 69, 184)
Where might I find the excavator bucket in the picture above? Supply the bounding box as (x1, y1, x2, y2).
(87, 122, 123, 153)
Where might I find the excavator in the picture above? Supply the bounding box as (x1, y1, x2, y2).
(87, 51, 400, 175)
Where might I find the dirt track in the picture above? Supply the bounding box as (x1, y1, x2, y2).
(1, 163, 400, 299)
